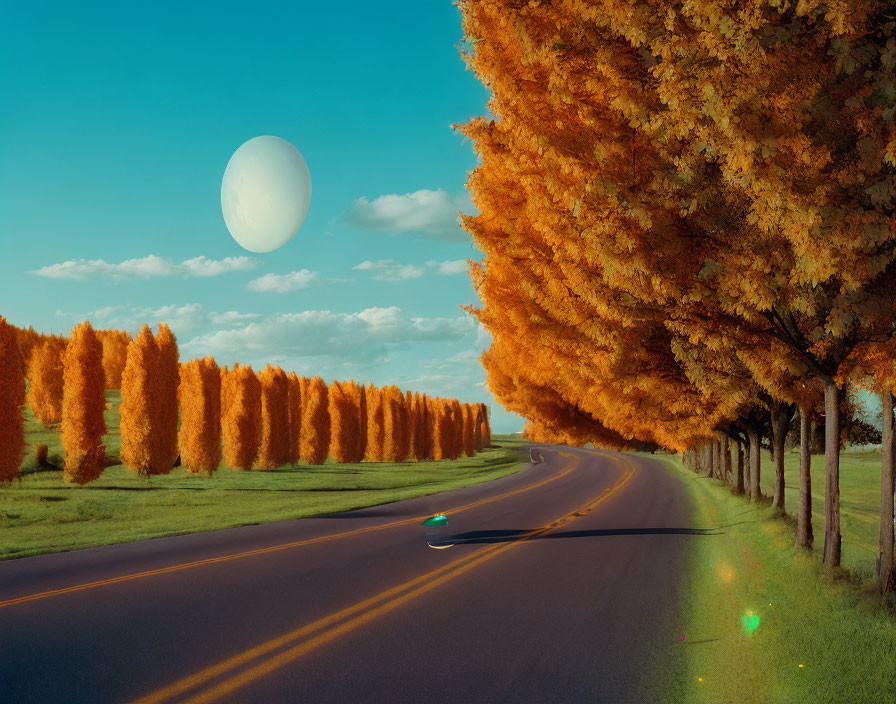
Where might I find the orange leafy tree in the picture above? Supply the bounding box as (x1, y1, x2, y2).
(286, 371, 302, 465)
(98, 329, 132, 390)
(155, 324, 180, 472)
(301, 376, 330, 465)
(27, 337, 66, 426)
(221, 363, 261, 471)
(119, 325, 159, 475)
(257, 364, 290, 469)
(458, 0, 896, 571)
(329, 380, 361, 463)
(364, 385, 385, 462)
(0, 317, 25, 483)
(178, 357, 222, 474)
(382, 385, 408, 462)
(461, 404, 475, 458)
(61, 321, 106, 484)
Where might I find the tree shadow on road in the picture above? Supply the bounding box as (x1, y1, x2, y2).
(447, 527, 722, 544)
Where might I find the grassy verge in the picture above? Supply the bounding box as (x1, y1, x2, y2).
(0, 391, 525, 560)
(650, 452, 896, 704)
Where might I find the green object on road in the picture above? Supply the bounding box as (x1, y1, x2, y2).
(422, 514, 448, 527)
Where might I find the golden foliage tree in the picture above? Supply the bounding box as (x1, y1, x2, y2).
(286, 371, 302, 465)
(155, 324, 180, 472)
(364, 385, 385, 462)
(0, 317, 25, 483)
(61, 321, 106, 484)
(458, 0, 896, 569)
(98, 329, 132, 390)
(409, 393, 427, 461)
(301, 376, 330, 465)
(27, 337, 66, 426)
(119, 325, 159, 475)
(461, 404, 476, 458)
(382, 385, 408, 462)
(257, 364, 289, 469)
(178, 357, 221, 474)
(221, 364, 261, 470)
(329, 380, 361, 463)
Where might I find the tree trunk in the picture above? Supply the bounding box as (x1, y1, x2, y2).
(748, 427, 761, 502)
(703, 442, 712, 475)
(822, 379, 841, 568)
(770, 405, 788, 517)
(879, 391, 895, 600)
(722, 434, 731, 484)
(713, 438, 721, 479)
(795, 408, 813, 549)
(734, 442, 745, 495)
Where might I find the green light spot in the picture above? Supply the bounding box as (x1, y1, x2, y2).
(422, 514, 447, 527)
(741, 611, 760, 635)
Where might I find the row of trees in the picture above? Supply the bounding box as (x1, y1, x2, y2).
(458, 1, 896, 598)
(0, 317, 492, 483)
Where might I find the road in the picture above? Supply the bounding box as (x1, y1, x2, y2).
(0, 446, 701, 704)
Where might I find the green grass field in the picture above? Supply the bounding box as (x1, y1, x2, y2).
(652, 450, 896, 704)
(0, 392, 524, 560)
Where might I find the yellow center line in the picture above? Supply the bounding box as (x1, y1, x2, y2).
(0, 452, 578, 610)
(129, 453, 636, 704)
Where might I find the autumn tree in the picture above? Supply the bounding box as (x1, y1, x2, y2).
(98, 329, 132, 390)
(178, 357, 221, 474)
(155, 324, 180, 471)
(119, 325, 159, 475)
(301, 376, 330, 465)
(364, 385, 385, 462)
(329, 380, 359, 463)
(0, 317, 25, 483)
(27, 337, 66, 426)
(257, 364, 289, 469)
(461, 404, 476, 458)
(221, 364, 261, 470)
(61, 321, 107, 484)
(286, 371, 302, 465)
(382, 386, 408, 462)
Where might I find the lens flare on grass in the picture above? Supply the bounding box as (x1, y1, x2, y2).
(741, 610, 761, 635)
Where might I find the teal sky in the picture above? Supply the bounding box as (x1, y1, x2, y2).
(0, 0, 523, 432)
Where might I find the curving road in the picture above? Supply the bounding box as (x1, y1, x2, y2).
(0, 446, 699, 704)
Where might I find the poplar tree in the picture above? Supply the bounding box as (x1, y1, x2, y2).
(0, 317, 25, 483)
(222, 364, 261, 471)
(27, 337, 65, 426)
(178, 357, 221, 474)
(301, 376, 330, 465)
(364, 385, 385, 462)
(155, 324, 180, 472)
(61, 321, 106, 484)
(286, 371, 302, 465)
(119, 325, 159, 475)
(257, 364, 289, 469)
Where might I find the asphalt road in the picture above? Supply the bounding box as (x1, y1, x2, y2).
(0, 446, 700, 704)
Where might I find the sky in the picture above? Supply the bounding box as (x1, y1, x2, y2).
(0, 1, 525, 432)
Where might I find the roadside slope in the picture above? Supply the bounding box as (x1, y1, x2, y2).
(655, 454, 896, 704)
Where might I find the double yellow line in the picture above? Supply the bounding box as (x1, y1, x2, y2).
(129, 455, 636, 704)
(0, 453, 576, 611)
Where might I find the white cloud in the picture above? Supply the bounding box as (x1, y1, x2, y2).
(209, 311, 262, 325)
(353, 258, 470, 282)
(426, 259, 468, 276)
(31, 255, 257, 281)
(182, 306, 476, 365)
(346, 189, 474, 242)
(353, 260, 426, 281)
(247, 269, 318, 293)
(180, 256, 257, 277)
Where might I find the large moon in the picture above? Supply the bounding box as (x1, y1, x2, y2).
(221, 136, 312, 253)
